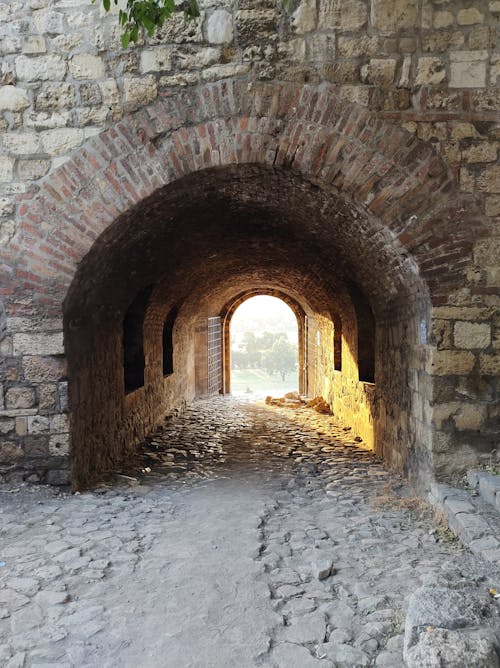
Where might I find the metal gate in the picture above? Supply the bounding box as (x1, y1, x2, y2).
(207, 316, 222, 395)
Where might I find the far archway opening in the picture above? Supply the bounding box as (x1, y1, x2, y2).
(228, 296, 300, 398)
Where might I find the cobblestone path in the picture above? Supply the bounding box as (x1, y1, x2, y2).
(1, 398, 498, 667)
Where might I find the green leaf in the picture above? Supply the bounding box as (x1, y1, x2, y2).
(121, 31, 131, 48)
(185, 0, 200, 18)
(142, 16, 155, 34)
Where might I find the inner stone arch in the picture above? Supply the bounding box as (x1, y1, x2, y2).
(219, 289, 307, 396)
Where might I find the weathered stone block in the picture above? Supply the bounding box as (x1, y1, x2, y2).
(33, 9, 65, 34)
(406, 628, 499, 668)
(5, 387, 36, 410)
(17, 159, 51, 181)
(25, 110, 72, 131)
(453, 404, 485, 431)
(480, 353, 500, 375)
(153, 13, 204, 44)
(444, 497, 475, 515)
(50, 413, 69, 433)
(0, 441, 23, 461)
(361, 59, 396, 86)
(433, 307, 487, 321)
(322, 62, 359, 84)
(371, 0, 418, 34)
(70, 54, 105, 80)
(449, 51, 488, 88)
(39, 383, 58, 412)
(58, 382, 68, 413)
(0, 197, 14, 217)
(337, 36, 379, 58)
(124, 76, 157, 111)
(77, 83, 102, 108)
(177, 48, 219, 70)
(485, 196, 500, 217)
(235, 9, 278, 46)
(454, 322, 491, 350)
(49, 433, 70, 456)
(471, 89, 500, 112)
(36, 83, 76, 111)
(15, 55, 67, 82)
(432, 402, 460, 429)
(140, 48, 172, 74)
(432, 11, 453, 29)
(0, 156, 14, 182)
(478, 473, 500, 507)
(0, 418, 14, 435)
(0, 220, 15, 245)
(3, 133, 40, 156)
(428, 350, 475, 376)
(462, 142, 498, 163)
(201, 63, 250, 82)
(207, 9, 233, 44)
(23, 356, 66, 383)
(13, 333, 64, 356)
(28, 415, 50, 434)
(99, 79, 120, 107)
(320, 0, 368, 30)
(457, 8, 484, 25)
(291, 0, 316, 34)
(422, 31, 465, 54)
(40, 128, 84, 156)
(22, 36, 47, 55)
(478, 165, 500, 193)
(15, 416, 27, 436)
(0, 86, 30, 112)
(307, 34, 335, 62)
(415, 57, 446, 86)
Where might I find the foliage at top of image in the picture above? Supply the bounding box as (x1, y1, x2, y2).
(96, 0, 290, 48)
(94, 0, 201, 48)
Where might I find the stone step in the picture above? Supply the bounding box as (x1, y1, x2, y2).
(467, 469, 500, 513)
(428, 481, 500, 565)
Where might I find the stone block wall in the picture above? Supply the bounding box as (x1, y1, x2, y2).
(0, 0, 498, 487)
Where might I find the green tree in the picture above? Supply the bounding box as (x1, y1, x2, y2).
(262, 337, 297, 381)
(238, 331, 261, 367)
(230, 350, 247, 370)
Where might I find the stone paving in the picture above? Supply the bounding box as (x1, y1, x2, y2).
(1, 397, 499, 667)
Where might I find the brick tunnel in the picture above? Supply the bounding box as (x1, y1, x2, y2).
(1, 81, 496, 490)
(64, 164, 390, 487)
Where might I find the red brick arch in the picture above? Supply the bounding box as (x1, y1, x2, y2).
(1, 78, 484, 318)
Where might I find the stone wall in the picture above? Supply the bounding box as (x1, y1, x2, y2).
(0, 0, 498, 488)
(1, 0, 499, 228)
(309, 310, 375, 452)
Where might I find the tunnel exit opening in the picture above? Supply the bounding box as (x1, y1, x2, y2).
(227, 295, 299, 398)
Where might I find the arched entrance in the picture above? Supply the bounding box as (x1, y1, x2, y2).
(0, 80, 492, 489)
(220, 290, 306, 396)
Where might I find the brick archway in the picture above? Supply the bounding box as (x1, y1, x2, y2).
(0, 78, 492, 488)
(2, 79, 480, 316)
